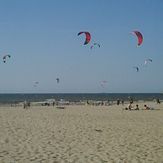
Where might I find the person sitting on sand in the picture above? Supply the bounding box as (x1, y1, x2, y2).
(135, 104, 139, 110)
(144, 104, 150, 110)
(125, 102, 133, 110)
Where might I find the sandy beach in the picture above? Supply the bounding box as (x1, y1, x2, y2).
(0, 102, 163, 163)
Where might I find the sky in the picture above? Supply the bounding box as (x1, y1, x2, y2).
(0, 0, 163, 93)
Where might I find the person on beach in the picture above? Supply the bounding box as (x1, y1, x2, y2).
(156, 98, 160, 104)
(27, 102, 30, 108)
(121, 100, 124, 105)
(23, 100, 27, 109)
(101, 101, 104, 106)
(135, 104, 139, 110)
(125, 102, 133, 110)
(144, 104, 150, 110)
(128, 102, 133, 110)
(117, 99, 120, 105)
(52, 101, 55, 107)
(107, 99, 110, 106)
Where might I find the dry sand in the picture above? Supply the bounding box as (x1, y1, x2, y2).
(0, 102, 163, 163)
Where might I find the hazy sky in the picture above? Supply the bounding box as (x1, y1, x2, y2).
(0, 0, 163, 93)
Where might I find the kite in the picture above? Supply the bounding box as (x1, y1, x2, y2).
(131, 31, 143, 46)
(100, 80, 108, 87)
(33, 81, 39, 87)
(78, 31, 91, 45)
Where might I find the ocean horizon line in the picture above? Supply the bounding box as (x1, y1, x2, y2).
(0, 92, 162, 94)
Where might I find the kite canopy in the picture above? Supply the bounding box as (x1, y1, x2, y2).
(78, 31, 91, 45)
(132, 31, 143, 46)
(3, 55, 11, 63)
(33, 81, 39, 87)
(100, 80, 108, 87)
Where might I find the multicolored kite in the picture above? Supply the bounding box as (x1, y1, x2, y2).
(78, 31, 91, 45)
(131, 31, 143, 46)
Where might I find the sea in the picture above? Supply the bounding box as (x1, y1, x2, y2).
(0, 93, 163, 104)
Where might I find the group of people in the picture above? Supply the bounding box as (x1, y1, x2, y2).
(125, 102, 138, 110)
(125, 102, 153, 111)
(116, 99, 124, 105)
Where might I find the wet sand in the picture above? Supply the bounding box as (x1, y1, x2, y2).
(0, 102, 163, 163)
